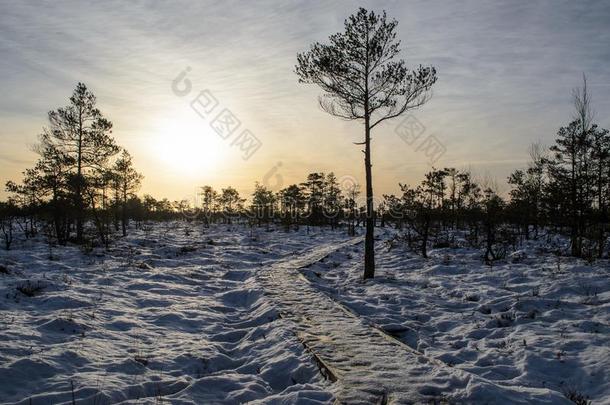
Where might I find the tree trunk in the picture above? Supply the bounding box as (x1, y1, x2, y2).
(570, 145, 581, 257)
(76, 109, 84, 243)
(122, 186, 128, 237)
(76, 182, 84, 242)
(421, 215, 429, 259)
(363, 120, 375, 279)
(485, 223, 495, 263)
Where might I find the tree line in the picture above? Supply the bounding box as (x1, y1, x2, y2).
(193, 172, 359, 232)
(380, 77, 610, 262)
(0, 83, 368, 250)
(2, 75, 609, 266)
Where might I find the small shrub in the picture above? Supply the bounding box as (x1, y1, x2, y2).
(179, 245, 197, 254)
(495, 312, 515, 327)
(433, 240, 451, 249)
(384, 236, 399, 251)
(134, 355, 149, 366)
(478, 305, 492, 314)
(577, 282, 599, 305)
(16, 280, 45, 297)
(80, 240, 95, 255)
(562, 387, 591, 405)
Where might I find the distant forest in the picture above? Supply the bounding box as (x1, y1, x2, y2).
(1, 79, 609, 262)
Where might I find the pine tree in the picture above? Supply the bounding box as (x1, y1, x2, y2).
(481, 187, 505, 263)
(0, 200, 17, 250)
(278, 184, 305, 230)
(251, 182, 276, 227)
(323, 173, 342, 228)
(199, 186, 218, 226)
(344, 183, 360, 236)
(41, 83, 119, 242)
(302, 173, 325, 226)
(548, 120, 594, 257)
(590, 126, 610, 257)
(113, 150, 143, 236)
(296, 7, 437, 278)
(218, 187, 244, 224)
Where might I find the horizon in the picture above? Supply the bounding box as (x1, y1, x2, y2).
(2, 1, 610, 201)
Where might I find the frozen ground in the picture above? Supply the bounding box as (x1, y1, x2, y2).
(0, 223, 345, 404)
(260, 236, 572, 404)
(299, 228, 610, 404)
(0, 223, 608, 404)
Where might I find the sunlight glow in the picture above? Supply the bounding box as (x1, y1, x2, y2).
(150, 112, 229, 176)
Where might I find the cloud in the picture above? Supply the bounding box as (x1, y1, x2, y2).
(1, 0, 609, 199)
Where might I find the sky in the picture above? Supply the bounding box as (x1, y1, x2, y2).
(1, 0, 610, 201)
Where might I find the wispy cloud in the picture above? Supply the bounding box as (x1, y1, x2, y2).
(1, 0, 609, 199)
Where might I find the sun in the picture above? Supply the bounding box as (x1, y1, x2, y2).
(150, 112, 229, 175)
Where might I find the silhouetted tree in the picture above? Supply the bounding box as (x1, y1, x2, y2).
(590, 126, 610, 257)
(399, 169, 446, 258)
(199, 185, 218, 226)
(323, 173, 342, 229)
(382, 193, 403, 229)
(0, 200, 17, 250)
(481, 187, 506, 263)
(548, 120, 593, 257)
(278, 184, 306, 230)
(113, 150, 143, 236)
(86, 168, 114, 248)
(302, 173, 325, 226)
(218, 187, 244, 224)
(344, 183, 360, 236)
(444, 168, 459, 230)
(41, 83, 119, 242)
(296, 7, 437, 278)
(507, 144, 546, 240)
(251, 182, 276, 227)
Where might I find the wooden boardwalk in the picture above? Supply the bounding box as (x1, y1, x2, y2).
(257, 238, 567, 404)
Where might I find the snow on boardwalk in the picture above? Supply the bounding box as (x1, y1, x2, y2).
(258, 238, 570, 404)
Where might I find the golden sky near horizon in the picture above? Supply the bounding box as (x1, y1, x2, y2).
(1, 1, 610, 201)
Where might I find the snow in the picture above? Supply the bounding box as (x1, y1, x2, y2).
(0, 223, 608, 404)
(299, 228, 610, 404)
(0, 224, 341, 404)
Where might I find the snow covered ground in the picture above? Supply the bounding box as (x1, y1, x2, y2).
(0, 223, 608, 404)
(300, 228, 610, 404)
(0, 223, 345, 404)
